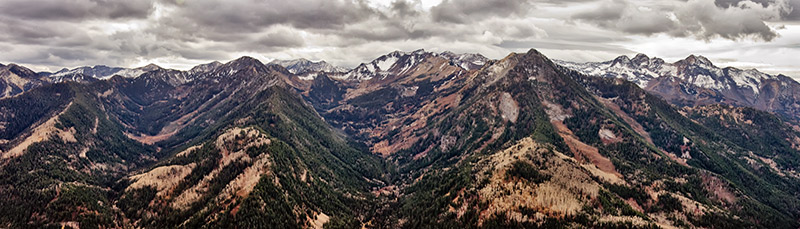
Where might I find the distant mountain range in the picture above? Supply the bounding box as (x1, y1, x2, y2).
(335, 49, 488, 81)
(2, 49, 800, 228)
(269, 58, 349, 75)
(8, 51, 799, 121)
(558, 54, 800, 121)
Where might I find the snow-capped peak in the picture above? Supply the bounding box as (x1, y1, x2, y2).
(269, 58, 348, 75)
(439, 51, 489, 71)
(335, 49, 489, 81)
(678, 55, 714, 67)
(189, 61, 223, 74)
(50, 65, 128, 81)
(557, 54, 792, 95)
(335, 50, 427, 81)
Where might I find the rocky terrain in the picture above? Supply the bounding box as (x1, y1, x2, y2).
(1, 49, 800, 228)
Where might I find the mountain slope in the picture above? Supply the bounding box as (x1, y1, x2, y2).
(351, 49, 800, 228)
(120, 86, 385, 228)
(563, 65, 800, 228)
(106, 57, 386, 228)
(0, 63, 48, 98)
(378, 49, 674, 227)
(307, 49, 479, 155)
(558, 54, 800, 120)
(0, 82, 158, 227)
(0, 57, 386, 228)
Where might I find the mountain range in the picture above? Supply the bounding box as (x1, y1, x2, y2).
(558, 54, 800, 121)
(269, 58, 349, 75)
(1, 49, 800, 228)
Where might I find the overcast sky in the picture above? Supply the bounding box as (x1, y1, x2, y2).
(1, 0, 799, 78)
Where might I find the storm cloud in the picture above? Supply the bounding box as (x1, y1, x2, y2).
(431, 0, 533, 23)
(573, 0, 791, 41)
(0, 0, 154, 21)
(0, 0, 798, 79)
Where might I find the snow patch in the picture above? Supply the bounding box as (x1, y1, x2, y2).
(376, 56, 398, 72)
(298, 72, 318, 81)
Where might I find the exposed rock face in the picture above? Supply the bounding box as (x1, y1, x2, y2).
(499, 92, 519, 123)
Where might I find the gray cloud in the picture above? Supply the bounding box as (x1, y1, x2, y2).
(166, 0, 373, 32)
(0, 0, 797, 78)
(573, 0, 789, 41)
(716, 0, 800, 20)
(390, 0, 421, 18)
(498, 39, 633, 52)
(676, 0, 789, 40)
(572, 0, 626, 22)
(431, 0, 532, 23)
(572, 0, 679, 36)
(248, 27, 306, 51)
(0, 0, 153, 21)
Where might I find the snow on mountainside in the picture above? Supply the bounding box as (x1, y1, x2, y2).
(189, 61, 223, 74)
(16, 50, 488, 85)
(558, 53, 800, 120)
(335, 49, 489, 81)
(269, 58, 348, 75)
(47, 64, 161, 82)
(48, 65, 148, 81)
(50, 65, 126, 80)
(440, 51, 489, 71)
(556, 54, 785, 95)
(45, 63, 208, 86)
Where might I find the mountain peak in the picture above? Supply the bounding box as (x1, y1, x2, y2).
(270, 58, 347, 75)
(6, 63, 37, 78)
(633, 53, 649, 59)
(524, 48, 544, 56)
(189, 61, 223, 74)
(632, 53, 649, 62)
(630, 53, 654, 67)
(438, 51, 489, 70)
(228, 56, 265, 67)
(513, 49, 549, 62)
(385, 49, 430, 58)
(140, 63, 163, 71)
(411, 49, 427, 55)
(611, 55, 631, 66)
(680, 54, 713, 66)
(339, 48, 484, 81)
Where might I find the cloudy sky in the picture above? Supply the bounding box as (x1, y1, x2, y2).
(1, 0, 799, 78)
